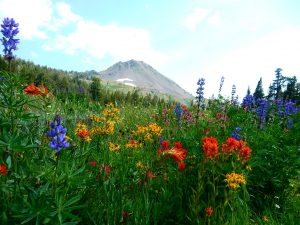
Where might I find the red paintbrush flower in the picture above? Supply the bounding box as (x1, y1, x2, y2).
(161, 140, 169, 150)
(205, 207, 213, 216)
(23, 84, 49, 96)
(166, 147, 187, 162)
(24, 84, 41, 95)
(240, 146, 252, 160)
(0, 164, 8, 175)
(202, 136, 219, 159)
(178, 161, 185, 171)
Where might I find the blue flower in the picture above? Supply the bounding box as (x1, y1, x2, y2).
(196, 78, 205, 109)
(241, 94, 254, 111)
(47, 114, 70, 152)
(257, 98, 268, 129)
(1, 17, 19, 60)
(175, 104, 182, 123)
(285, 100, 296, 116)
(231, 127, 241, 140)
(275, 98, 284, 118)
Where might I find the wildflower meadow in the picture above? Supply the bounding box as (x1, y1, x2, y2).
(0, 18, 300, 225)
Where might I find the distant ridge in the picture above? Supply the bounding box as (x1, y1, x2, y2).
(98, 59, 193, 103)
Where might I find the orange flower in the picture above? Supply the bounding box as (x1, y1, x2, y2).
(24, 84, 41, 95)
(0, 164, 8, 175)
(174, 141, 182, 149)
(222, 137, 252, 161)
(205, 207, 213, 216)
(78, 129, 90, 138)
(159, 141, 188, 170)
(202, 136, 219, 159)
(125, 140, 141, 148)
(23, 84, 48, 96)
(165, 147, 187, 162)
(222, 137, 240, 153)
(240, 146, 252, 160)
(161, 140, 169, 150)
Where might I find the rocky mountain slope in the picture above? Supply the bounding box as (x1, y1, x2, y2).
(98, 59, 193, 103)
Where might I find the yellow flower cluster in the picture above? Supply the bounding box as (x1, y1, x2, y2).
(147, 123, 163, 136)
(132, 123, 163, 142)
(91, 121, 116, 135)
(75, 122, 91, 143)
(224, 172, 246, 189)
(125, 140, 142, 148)
(90, 103, 121, 136)
(109, 142, 121, 152)
(89, 114, 106, 123)
(75, 122, 87, 133)
(136, 161, 145, 169)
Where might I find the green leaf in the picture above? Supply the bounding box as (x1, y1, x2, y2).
(5, 155, 11, 169)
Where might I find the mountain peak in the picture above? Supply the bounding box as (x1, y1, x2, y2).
(99, 60, 193, 103)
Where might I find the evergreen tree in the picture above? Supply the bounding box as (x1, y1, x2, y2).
(89, 77, 102, 101)
(283, 76, 297, 101)
(267, 83, 275, 100)
(253, 77, 264, 100)
(246, 86, 251, 95)
(268, 68, 285, 100)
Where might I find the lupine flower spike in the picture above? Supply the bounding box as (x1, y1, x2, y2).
(1, 17, 19, 61)
(47, 114, 70, 152)
(196, 78, 205, 109)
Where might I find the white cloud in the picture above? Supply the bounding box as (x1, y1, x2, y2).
(184, 7, 211, 31)
(45, 19, 170, 67)
(0, 0, 53, 39)
(0, 0, 171, 67)
(208, 11, 221, 26)
(49, 2, 82, 31)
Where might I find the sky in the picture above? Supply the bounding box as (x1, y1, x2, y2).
(1, 0, 300, 99)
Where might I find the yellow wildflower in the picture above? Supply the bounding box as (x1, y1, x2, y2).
(126, 140, 141, 148)
(148, 123, 163, 136)
(136, 161, 145, 169)
(224, 172, 246, 189)
(144, 133, 153, 142)
(109, 142, 121, 152)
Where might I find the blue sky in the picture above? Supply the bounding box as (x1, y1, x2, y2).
(1, 0, 300, 99)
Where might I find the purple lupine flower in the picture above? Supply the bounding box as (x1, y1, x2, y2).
(196, 78, 205, 109)
(175, 104, 182, 123)
(257, 98, 268, 129)
(231, 127, 241, 140)
(233, 95, 239, 107)
(1, 18, 19, 60)
(47, 114, 70, 152)
(275, 98, 284, 118)
(241, 94, 254, 111)
(285, 100, 296, 116)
